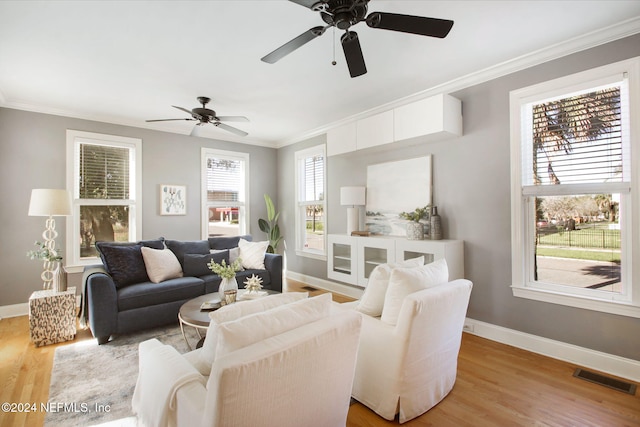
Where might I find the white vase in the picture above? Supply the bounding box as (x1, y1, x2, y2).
(218, 276, 238, 300)
(406, 222, 424, 240)
(53, 262, 67, 293)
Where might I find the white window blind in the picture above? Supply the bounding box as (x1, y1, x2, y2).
(303, 155, 324, 202)
(206, 158, 242, 202)
(79, 143, 130, 200)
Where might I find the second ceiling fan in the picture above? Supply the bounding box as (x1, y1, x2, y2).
(261, 0, 454, 78)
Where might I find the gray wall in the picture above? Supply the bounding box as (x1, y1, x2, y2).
(278, 33, 640, 361)
(0, 108, 277, 306)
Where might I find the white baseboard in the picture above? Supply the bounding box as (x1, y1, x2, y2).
(464, 318, 640, 383)
(0, 296, 82, 320)
(0, 302, 29, 319)
(286, 270, 364, 300)
(287, 270, 640, 384)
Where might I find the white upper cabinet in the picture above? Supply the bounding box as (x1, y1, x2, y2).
(327, 93, 462, 156)
(394, 93, 462, 143)
(327, 122, 357, 156)
(356, 110, 395, 150)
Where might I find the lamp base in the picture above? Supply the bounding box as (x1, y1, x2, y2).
(347, 207, 359, 235)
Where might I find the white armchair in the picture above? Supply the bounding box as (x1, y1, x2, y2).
(132, 294, 362, 427)
(349, 278, 473, 423)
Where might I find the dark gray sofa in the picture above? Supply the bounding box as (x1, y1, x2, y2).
(82, 235, 282, 344)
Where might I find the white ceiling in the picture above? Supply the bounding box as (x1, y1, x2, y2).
(1, 1, 640, 147)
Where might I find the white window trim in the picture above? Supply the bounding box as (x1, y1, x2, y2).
(65, 130, 142, 272)
(201, 148, 250, 239)
(295, 145, 327, 260)
(510, 57, 640, 318)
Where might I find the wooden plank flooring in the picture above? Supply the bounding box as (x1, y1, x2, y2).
(0, 280, 638, 426)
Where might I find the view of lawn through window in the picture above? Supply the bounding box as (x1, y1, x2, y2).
(529, 86, 624, 293)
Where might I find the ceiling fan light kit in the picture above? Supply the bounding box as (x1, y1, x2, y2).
(261, 0, 454, 78)
(146, 96, 249, 137)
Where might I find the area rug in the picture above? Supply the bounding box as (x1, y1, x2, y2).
(45, 323, 200, 427)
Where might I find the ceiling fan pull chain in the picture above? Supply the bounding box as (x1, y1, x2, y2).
(331, 27, 337, 66)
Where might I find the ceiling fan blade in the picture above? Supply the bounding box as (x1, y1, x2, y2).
(341, 31, 367, 78)
(146, 118, 195, 122)
(216, 116, 249, 123)
(190, 124, 201, 137)
(366, 12, 454, 38)
(214, 122, 248, 137)
(171, 105, 194, 115)
(261, 26, 327, 64)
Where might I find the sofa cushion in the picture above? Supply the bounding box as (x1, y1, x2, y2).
(96, 243, 145, 288)
(195, 292, 308, 375)
(183, 250, 229, 277)
(380, 258, 449, 326)
(238, 238, 269, 270)
(214, 293, 332, 358)
(208, 235, 252, 250)
(141, 247, 184, 283)
(165, 240, 210, 268)
(356, 256, 424, 317)
(117, 277, 205, 312)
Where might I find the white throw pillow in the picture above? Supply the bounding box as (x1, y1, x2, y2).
(215, 293, 332, 359)
(238, 238, 269, 269)
(356, 256, 425, 317)
(380, 258, 449, 326)
(140, 247, 183, 283)
(197, 292, 308, 375)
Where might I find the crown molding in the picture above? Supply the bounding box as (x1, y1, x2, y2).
(276, 16, 640, 149)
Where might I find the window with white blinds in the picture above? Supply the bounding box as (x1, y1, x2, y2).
(295, 145, 326, 258)
(66, 131, 142, 268)
(201, 148, 249, 238)
(510, 57, 640, 318)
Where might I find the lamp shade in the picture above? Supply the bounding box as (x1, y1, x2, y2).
(340, 186, 366, 206)
(28, 189, 72, 216)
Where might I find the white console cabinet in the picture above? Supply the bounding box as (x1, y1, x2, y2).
(328, 235, 464, 288)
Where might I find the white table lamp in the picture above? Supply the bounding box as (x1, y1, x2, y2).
(28, 189, 72, 289)
(340, 186, 366, 235)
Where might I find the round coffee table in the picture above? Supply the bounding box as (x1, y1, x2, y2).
(178, 289, 279, 350)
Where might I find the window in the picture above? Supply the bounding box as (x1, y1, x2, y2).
(295, 145, 326, 258)
(510, 57, 640, 317)
(66, 130, 142, 268)
(201, 148, 249, 238)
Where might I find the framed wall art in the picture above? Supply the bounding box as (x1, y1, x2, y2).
(160, 184, 186, 215)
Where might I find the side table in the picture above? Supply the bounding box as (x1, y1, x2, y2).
(29, 287, 77, 347)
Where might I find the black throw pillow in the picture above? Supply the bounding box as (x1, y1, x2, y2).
(183, 250, 230, 277)
(95, 242, 149, 288)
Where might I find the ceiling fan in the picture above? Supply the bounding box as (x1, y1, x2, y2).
(261, 0, 454, 78)
(146, 96, 249, 137)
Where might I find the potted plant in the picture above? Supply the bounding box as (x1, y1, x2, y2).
(399, 205, 431, 240)
(258, 194, 283, 253)
(207, 257, 243, 301)
(27, 241, 66, 291)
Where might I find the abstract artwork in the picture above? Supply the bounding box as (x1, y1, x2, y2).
(160, 185, 186, 215)
(365, 156, 432, 236)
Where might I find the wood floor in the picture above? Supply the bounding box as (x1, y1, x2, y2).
(1, 281, 638, 427)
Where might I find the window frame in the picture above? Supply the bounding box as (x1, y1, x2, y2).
(65, 130, 142, 271)
(295, 145, 327, 260)
(509, 57, 640, 318)
(201, 148, 250, 239)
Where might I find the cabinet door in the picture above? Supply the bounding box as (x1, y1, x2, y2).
(356, 110, 394, 150)
(357, 237, 395, 287)
(395, 239, 464, 280)
(327, 235, 357, 284)
(327, 122, 357, 156)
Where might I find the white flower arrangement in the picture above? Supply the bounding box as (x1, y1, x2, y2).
(207, 258, 242, 279)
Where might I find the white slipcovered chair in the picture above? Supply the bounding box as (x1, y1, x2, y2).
(132, 293, 362, 427)
(344, 258, 473, 423)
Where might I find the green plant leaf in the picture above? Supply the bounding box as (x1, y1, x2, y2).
(258, 218, 270, 233)
(264, 194, 275, 221)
